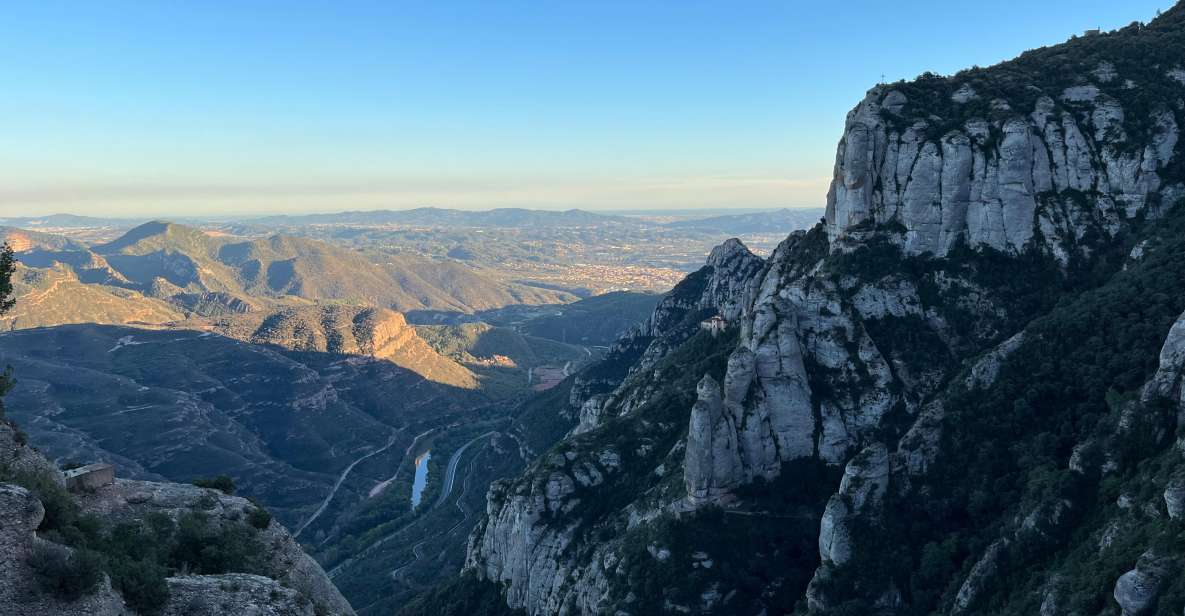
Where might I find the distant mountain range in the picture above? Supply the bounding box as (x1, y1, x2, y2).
(244, 206, 825, 234)
(0, 221, 577, 331)
(1, 206, 825, 232)
(247, 207, 638, 228)
(662, 207, 824, 234)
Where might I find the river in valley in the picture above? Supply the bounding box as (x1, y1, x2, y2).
(411, 451, 431, 507)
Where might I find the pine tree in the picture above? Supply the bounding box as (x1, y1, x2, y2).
(0, 243, 17, 414)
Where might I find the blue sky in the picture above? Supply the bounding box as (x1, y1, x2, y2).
(0, 1, 1172, 216)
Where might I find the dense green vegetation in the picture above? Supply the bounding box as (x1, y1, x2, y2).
(0, 460, 274, 613)
(0, 242, 15, 415)
(27, 539, 104, 601)
(325, 427, 526, 615)
(415, 322, 578, 365)
(415, 320, 589, 397)
(509, 377, 578, 454)
(818, 201, 1185, 614)
(192, 474, 236, 495)
(828, 206, 1143, 357)
(552, 329, 737, 530)
(516, 291, 661, 346)
(611, 505, 820, 613)
(246, 499, 273, 530)
(1, 460, 267, 611)
(394, 572, 524, 616)
(607, 458, 842, 614)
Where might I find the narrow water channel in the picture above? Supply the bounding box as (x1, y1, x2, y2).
(411, 451, 431, 508)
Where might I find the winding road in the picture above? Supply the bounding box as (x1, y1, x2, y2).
(392, 437, 491, 584)
(293, 431, 400, 539)
(443, 447, 483, 537)
(328, 430, 496, 580)
(390, 537, 429, 583)
(385, 431, 495, 583)
(368, 428, 435, 499)
(434, 431, 496, 509)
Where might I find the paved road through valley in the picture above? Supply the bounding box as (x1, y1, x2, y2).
(294, 431, 400, 539)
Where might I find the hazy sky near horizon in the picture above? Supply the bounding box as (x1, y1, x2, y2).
(0, 1, 1172, 217)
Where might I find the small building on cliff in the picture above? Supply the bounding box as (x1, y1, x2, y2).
(64, 463, 115, 492)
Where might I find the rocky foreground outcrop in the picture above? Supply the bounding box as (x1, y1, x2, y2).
(0, 483, 130, 615)
(0, 422, 353, 616)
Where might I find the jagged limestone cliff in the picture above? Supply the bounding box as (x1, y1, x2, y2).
(465, 240, 759, 613)
(826, 18, 1184, 260)
(455, 5, 1185, 615)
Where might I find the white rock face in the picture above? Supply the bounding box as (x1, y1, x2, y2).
(702, 238, 767, 322)
(1113, 552, 1170, 616)
(1147, 309, 1185, 421)
(1093, 62, 1118, 83)
(825, 86, 1180, 259)
(737, 307, 816, 466)
(1114, 569, 1158, 616)
(684, 374, 742, 505)
(951, 83, 978, 103)
(682, 230, 902, 505)
(805, 443, 891, 610)
(817, 443, 890, 567)
(162, 573, 317, 616)
(572, 395, 608, 435)
(1163, 476, 1185, 520)
(952, 539, 1010, 614)
(467, 443, 629, 615)
(896, 400, 944, 476)
(644, 237, 765, 338)
(965, 332, 1026, 389)
(851, 277, 923, 319)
